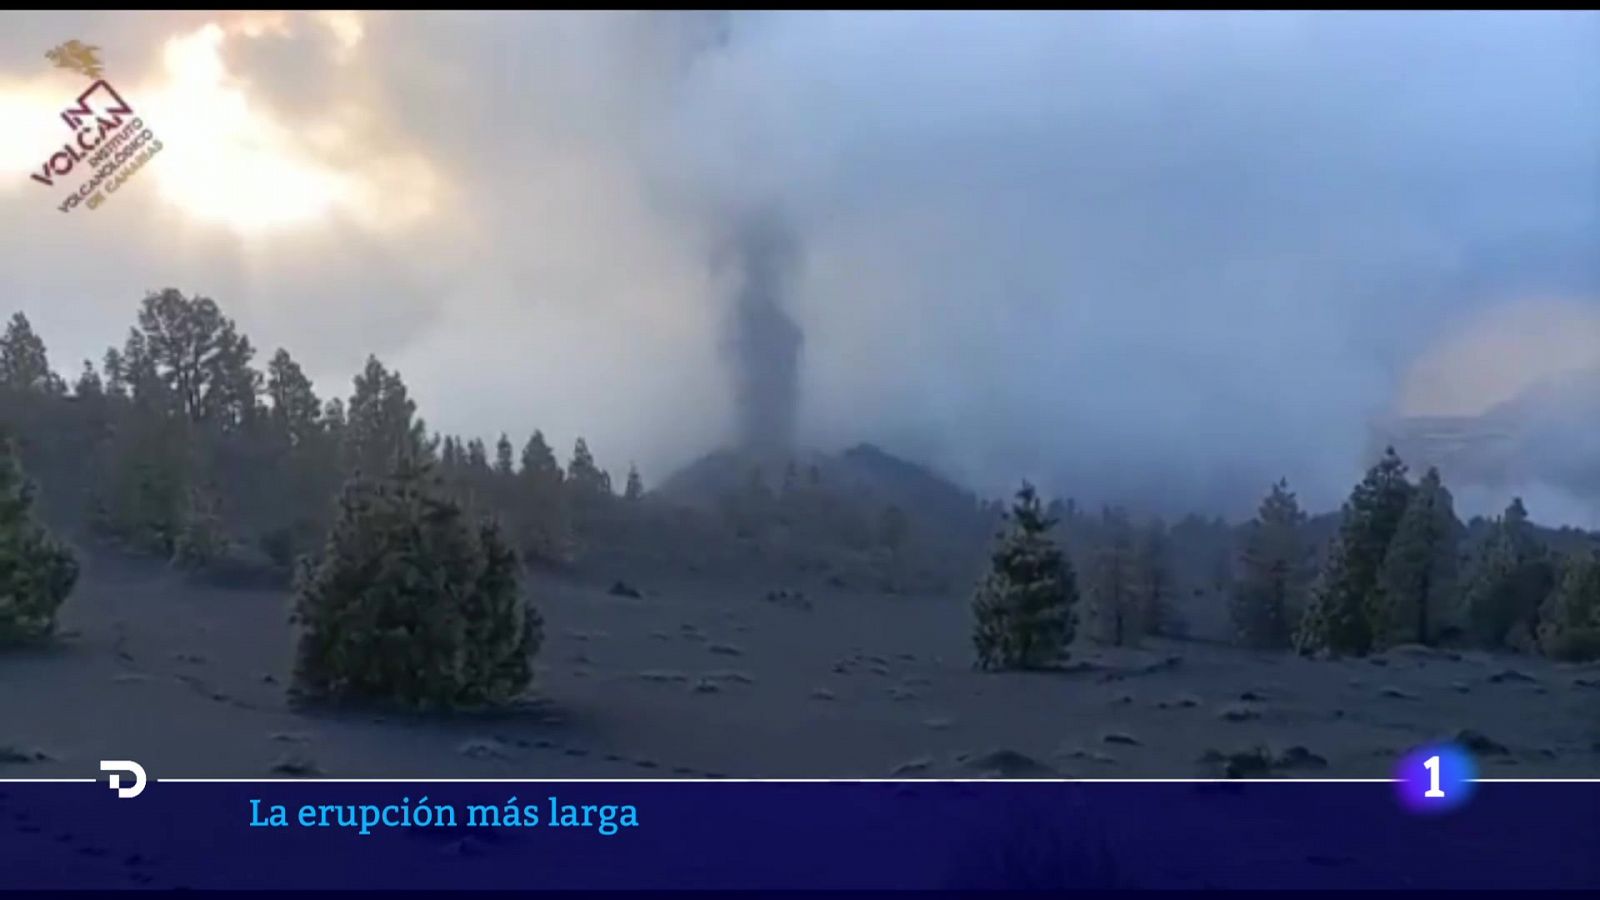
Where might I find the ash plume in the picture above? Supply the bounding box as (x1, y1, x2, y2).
(719, 209, 803, 453)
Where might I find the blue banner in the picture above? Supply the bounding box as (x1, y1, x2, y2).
(1, 780, 1595, 890)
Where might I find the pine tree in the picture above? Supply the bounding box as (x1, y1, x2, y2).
(102, 347, 128, 399)
(972, 482, 1077, 670)
(133, 289, 260, 427)
(1463, 498, 1558, 650)
(119, 327, 172, 413)
(1295, 448, 1413, 657)
(344, 356, 426, 477)
(261, 347, 341, 564)
(1373, 467, 1460, 648)
(266, 349, 322, 449)
(466, 438, 489, 473)
(567, 437, 611, 500)
(515, 431, 571, 567)
(0, 436, 78, 642)
(1086, 507, 1139, 646)
(290, 456, 542, 709)
(1231, 479, 1311, 649)
(623, 464, 644, 502)
(1537, 549, 1600, 661)
(493, 433, 515, 476)
(87, 367, 189, 555)
(73, 359, 103, 400)
(520, 431, 562, 484)
(1134, 519, 1177, 637)
(568, 437, 597, 484)
(208, 330, 263, 432)
(0, 313, 65, 396)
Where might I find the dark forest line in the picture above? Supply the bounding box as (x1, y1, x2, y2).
(0, 288, 1597, 694)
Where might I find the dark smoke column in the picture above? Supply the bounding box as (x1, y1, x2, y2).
(721, 209, 803, 453)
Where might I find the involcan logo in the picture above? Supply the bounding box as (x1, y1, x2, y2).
(31, 41, 164, 215)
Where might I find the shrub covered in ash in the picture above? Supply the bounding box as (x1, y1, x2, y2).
(171, 484, 231, 571)
(972, 482, 1077, 670)
(290, 455, 542, 709)
(259, 516, 325, 571)
(1537, 549, 1600, 662)
(1464, 497, 1558, 651)
(0, 436, 78, 643)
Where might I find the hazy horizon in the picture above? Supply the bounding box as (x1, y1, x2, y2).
(2, 11, 1597, 524)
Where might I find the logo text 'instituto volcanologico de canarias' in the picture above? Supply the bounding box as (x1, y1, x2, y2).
(32, 40, 164, 215)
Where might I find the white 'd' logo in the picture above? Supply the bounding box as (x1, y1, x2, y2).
(100, 759, 147, 799)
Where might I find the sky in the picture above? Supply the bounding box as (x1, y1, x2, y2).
(0, 11, 1597, 521)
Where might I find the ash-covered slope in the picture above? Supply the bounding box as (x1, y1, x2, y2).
(658, 442, 983, 526)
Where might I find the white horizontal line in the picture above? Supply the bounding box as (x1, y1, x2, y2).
(1465, 771, 1600, 778)
(155, 777, 1399, 784)
(10, 777, 1595, 785)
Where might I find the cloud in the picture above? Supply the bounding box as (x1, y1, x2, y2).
(1398, 299, 1600, 418)
(0, 11, 1596, 520)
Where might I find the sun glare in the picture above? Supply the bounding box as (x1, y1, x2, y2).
(0, 84, 66, 180)
(0, 11, 436, 237)
(144, 24, 350, 232)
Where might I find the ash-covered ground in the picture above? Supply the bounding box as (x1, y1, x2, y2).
(5, 537, 1594, 783)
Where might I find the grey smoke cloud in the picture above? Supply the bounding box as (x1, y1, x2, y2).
(0, 11, 1596, 521)
(718, 208, 803, 452)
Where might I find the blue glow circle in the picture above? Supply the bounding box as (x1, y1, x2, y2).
(1394, 744, 1478, 814)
